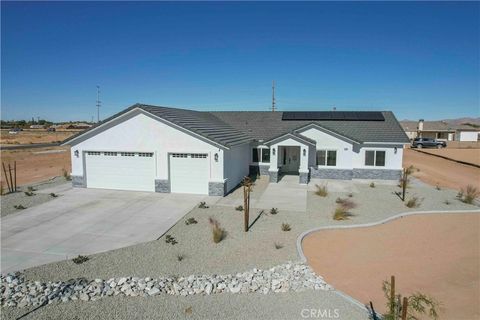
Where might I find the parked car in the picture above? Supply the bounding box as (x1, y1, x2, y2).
(47, 127, 56, 132)
(8, 128, 22, 134)
(411, 137, 446, 149)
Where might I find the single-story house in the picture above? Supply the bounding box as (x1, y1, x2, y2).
(62, 104, 409, 196)
(400, 119, 480, 142)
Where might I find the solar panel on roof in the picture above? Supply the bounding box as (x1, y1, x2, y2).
(282, 111, 384, 121)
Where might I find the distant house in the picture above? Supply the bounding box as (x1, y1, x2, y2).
(400, 119, 480, 142)
(62, 104, 409, 195)
(29, 124, 46, 129)
(64, 123, 93, 130)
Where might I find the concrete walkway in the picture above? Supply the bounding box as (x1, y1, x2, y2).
(254, 175, 308, 212)
(1, 188, 212, 273)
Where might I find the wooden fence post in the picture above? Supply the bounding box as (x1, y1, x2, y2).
(401, 297, 408, 320)
(390, 275, 396, 316)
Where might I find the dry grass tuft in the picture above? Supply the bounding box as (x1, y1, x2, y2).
(281, 223, 291, 231)
(405, 196, 422, 208)
(315, 184, 328, 197)
(458, 185, 479, 204)
(209, 217, 225, 243)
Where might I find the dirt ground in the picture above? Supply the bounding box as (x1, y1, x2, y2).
(303, 213, 480, 320)
(416, 148, 480, 166)
(0, 146, 71, 187)
(403, 148, 480, 190)
(0, 129, 77, 146)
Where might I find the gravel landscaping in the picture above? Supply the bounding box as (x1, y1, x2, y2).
(1, 177, 71, 217)
(1, 262, 331, 308)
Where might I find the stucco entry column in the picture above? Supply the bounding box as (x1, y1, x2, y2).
(299, 146, 310, 184)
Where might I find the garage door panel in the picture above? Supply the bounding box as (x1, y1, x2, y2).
(86, 152, 155, 192)
(170, 153, 208, 195)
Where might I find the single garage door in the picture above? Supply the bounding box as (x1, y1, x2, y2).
(170, 153, 209, 194)
(85, 151, 155, 192)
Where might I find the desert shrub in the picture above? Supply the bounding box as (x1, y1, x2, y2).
(0, 183, 3, 196)
(14, 205, 26, 210)
(165, 234, 178, 245)
(209, 217, 225, 243)
(27, 186, 36, 192)
(177, 254, 185, 262)
(459, 185, 479, 204)
(270, 208, 278, 215)
(62, 168, 71, 181)
(333, 198, 357, 220)
(235, 205, 243, 211)
(185, 217, 198, 225)
(24, 191, 35, 196)
(347, 193, 353, 198)
(315, 184, 328, 197)
(50, 193, 58, 198)
(405, 196, 422, 208)
(281, 223, 291, 231)
(435, 184, 441, 191)
(198, 202, 209, 209)
(274, 242, 283, 249)
(369, 182, 375, 188)
(382, 279, 440, 320)
(72, 255, 89, 264)
(444, 200, 450, 205)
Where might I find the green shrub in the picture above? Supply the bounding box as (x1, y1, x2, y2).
(281, 223, 291, 231)
(72, 255, 89, 264)
(369, 182, 375, 188)
(62, 168, 71, 181)
(198, 202, 209, 209)
(274, 242, 283, 249)
(406, 196, 422, 208)
(235, 205, 243, 211)
(270, 208, 278, 215)
(27, 186, 36, 192)
(14, 205, 26, 210)
(185, 217, 198, 225)
(347, 193, 353, 198)
(315, 184, 328, 197)
(24, 191, 35, 196)
(444, 200, 450, 205)
(209, 217, 225, 243)
(165, 234, 178, 245)
(177, 254, 185, 262)
(50, 193, 58, 198)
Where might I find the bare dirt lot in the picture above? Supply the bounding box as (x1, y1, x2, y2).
(0, 129, 77, 146)
(403, 148, 480, 190)
(416, 148, 480, 166)
(1, 147, 71, 186)
(303, 213, 480, 320)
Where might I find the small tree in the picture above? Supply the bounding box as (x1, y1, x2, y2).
(242, 176, 253, 232)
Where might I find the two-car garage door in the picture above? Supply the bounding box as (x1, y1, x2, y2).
(85, 151, 209, 194)
(85, 151, 156, 192)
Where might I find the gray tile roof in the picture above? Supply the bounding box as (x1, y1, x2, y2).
(400, 120, 478, 132)
(211, 111, 409, 143)
(63, 104, 409, 147)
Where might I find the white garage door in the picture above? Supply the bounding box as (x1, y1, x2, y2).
(85, 151, 155, 192)
(170, 153, 209, 194)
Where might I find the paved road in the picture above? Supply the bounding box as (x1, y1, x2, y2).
(0, 142, 61, 150)
(1, 186, 213, 273)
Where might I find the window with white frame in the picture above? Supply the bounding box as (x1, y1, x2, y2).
(316, 150, 337, 166)
(365, 150, 386, 166)
(252, 148, 270, 163)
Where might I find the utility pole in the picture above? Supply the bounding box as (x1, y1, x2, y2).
(96, 85, 101, 123)
(271, 80, 276, 112)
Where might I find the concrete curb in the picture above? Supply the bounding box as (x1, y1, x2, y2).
(296, 209, 480, 315)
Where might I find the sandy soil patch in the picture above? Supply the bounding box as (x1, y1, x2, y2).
(0, 130, 77, 146)
(417, 148, 480, 166)
(303, 213, 480, 320)
(1, 146, 71, 186)
(403, 148, 480, 190)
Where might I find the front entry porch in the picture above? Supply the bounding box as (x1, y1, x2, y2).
(278, 146, 301, 175)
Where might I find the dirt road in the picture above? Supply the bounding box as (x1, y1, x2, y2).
(303, 213, 480, 320)
(403, 148, 480, 190)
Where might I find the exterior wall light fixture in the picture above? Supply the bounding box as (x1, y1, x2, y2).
(303, 149, 306, 156)
(272, 148, 276, 156)
(214, 153, 219, 162)
(394, 147, 398, 154)
(74, 150, 79, 157)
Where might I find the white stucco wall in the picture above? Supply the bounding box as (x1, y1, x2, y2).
(70, 112, 224, 182)
(299, 128, 354, 169)
(352, 146, 403, 170)
(458, 131, 479, 142)
(223, 143, 250, 192)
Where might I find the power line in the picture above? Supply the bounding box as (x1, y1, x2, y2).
(271, 80, 276, 112)
(96, 85, 101, 123)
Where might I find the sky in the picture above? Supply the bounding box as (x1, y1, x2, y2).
(1, 1, 479, 122)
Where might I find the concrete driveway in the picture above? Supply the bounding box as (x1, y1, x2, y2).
(1, 187, 211, 273)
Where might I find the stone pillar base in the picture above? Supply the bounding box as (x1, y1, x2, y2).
(209, 181, 227, 196)
(268, 170, 279, 183)
(72, 175, 85, 188)
(299, 171, 310, 184)
(155, 179, 170, 193)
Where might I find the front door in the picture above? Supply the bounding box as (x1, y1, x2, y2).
(282, 146, 300, 173)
